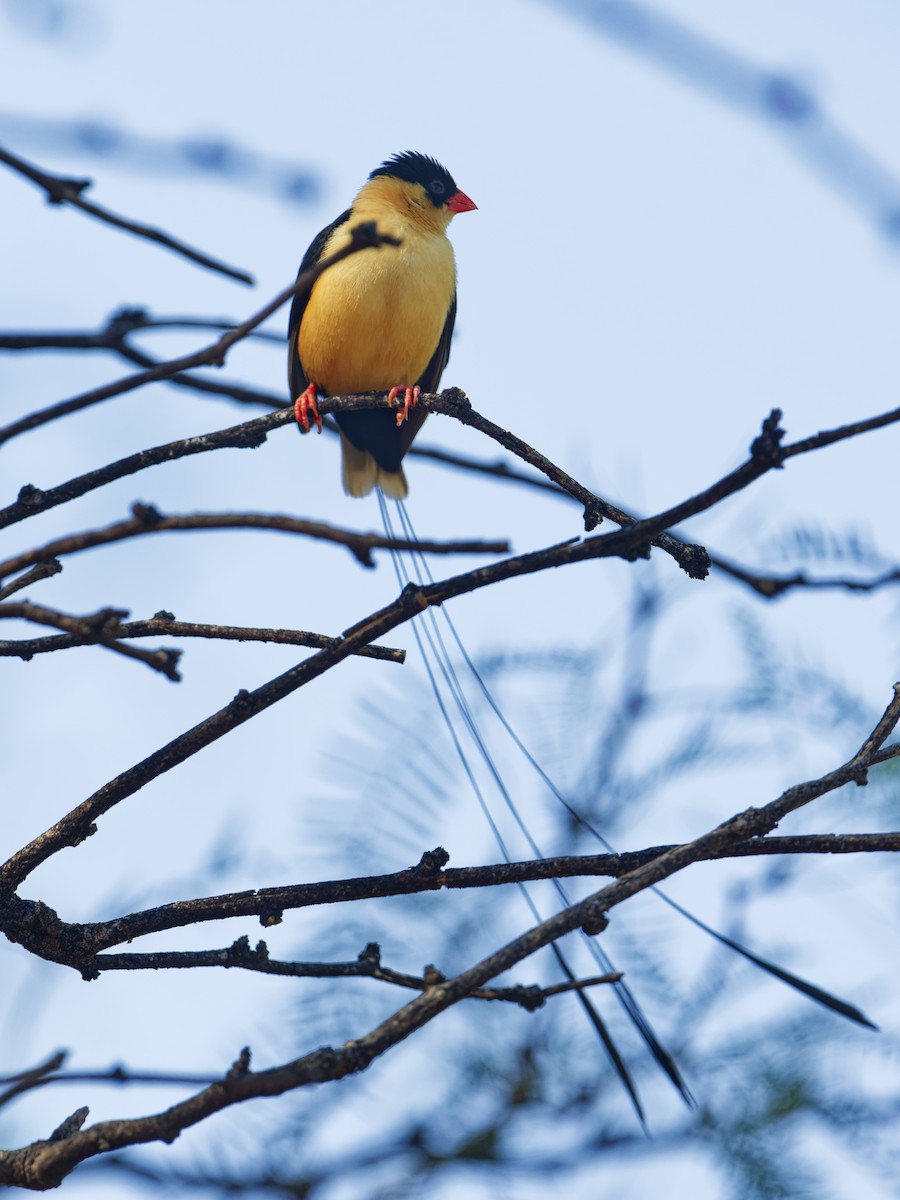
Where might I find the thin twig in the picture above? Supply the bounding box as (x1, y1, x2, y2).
(0, 1053, 67, 1111)
(711, 554, 900, 598)
(0, 311, 305, 410)
(0, 315, 283, 408)
(0, 560, 62, 600)
(0, 602, 181, 681)
(0, 222, 398, 446)
(88, 935, 620, 1010)
(5, 313, 900, 600)
(2, 688, 897, 1188)
(5, 387, 897, 597)
(0, 965, 619, 1107)
(0, 311, 284, 348)
(4, 827, 900, 971)
(0, 414, 891, 896)
(0, 414, 287, 532)
(0, 1069, 218, 1109)
(0, 612, 406, 664)
(0, 145, 254, 285)
(0, 503, 510, 583)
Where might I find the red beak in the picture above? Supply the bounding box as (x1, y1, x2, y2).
(447, 188, 477, 214)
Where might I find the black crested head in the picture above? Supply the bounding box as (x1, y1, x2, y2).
(369, 151, 457, 208)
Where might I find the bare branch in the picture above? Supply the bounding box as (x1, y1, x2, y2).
(1, 389, 708, 579)
(410, 440, 571, 494)
(0, 525, 713, 894)
(89, 936, 620, 1010)
(0, 311, 285, 348)
(540, 973, 624, 999)
(416, 395, 900, 599)
(0, 395, 897, 897)
(47, 1110, 89, 1143)
(0, 560, 62, 600)
(0, 602, 181, 680)
(0, 413, 287, 532)
(4, 386, 895, 600)
(0, 503, 509, 583)
(2, 689, 896, 1188)
(5, 310, 900, 605)
(0, 1054, 68, 1112)
(0, 145, 254, 285)
(1, 424, 894, 897)
(711, 554, 900, 598)
(4, 827, 900, 974)
(0, 611, 406, 664)
(0, 144, 254, 284)
(0, 222, 398, 446)
(0, 311, 284, 410)
(782, 404, 900, 459)
(0, 1066, 216, 1104)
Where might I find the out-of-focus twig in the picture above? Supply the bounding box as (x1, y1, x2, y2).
(0, 310, 284, 409)
(0, 560, 62, 600)
(0, 1053, 67, 1112)
(545, 0, 900, 241)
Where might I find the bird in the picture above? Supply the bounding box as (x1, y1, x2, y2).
(287, 152, 476, 498)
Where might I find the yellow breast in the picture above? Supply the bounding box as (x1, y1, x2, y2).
(298, 195, 456, 396)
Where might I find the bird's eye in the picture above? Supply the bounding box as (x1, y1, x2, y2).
(430, 179, 446, 196)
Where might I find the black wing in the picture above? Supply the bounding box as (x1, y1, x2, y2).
(417, 292, 456, 394)
(335, 293, 457, 472)
(287, 208, 352, 400)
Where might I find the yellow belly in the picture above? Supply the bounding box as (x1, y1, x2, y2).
(298, 220, 455, 395)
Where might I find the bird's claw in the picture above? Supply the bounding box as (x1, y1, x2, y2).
(388, 385, 420, 427)
(294, 383, 322, 434)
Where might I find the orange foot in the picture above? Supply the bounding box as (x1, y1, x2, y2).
(294, 383, 322, 433)
(388, 384, 420, 427)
